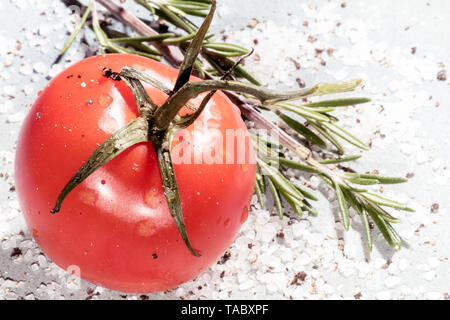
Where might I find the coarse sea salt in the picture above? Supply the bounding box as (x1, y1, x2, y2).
(3, 85, 16, 96)
(33, 62, 48, 75)
(384, 276, 401, 288)
(375, 291, 391, 300)
(424, 271, 436, 281)
(426, 292, 441, 300)
(7, 112, 25, 123)
(0, 0, 447, 301)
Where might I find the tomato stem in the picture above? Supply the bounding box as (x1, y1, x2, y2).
(151, 78, 362, 134)
(154, 130, 201, 257)
(172, 0, 216, 93)
(50, 117, 149, 213)
(118, 73, 158, 117)
(174, 49, 252, 128)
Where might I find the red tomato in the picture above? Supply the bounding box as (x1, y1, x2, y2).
(15, 54, 256, 293)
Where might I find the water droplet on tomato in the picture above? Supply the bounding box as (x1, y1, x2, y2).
(137, 220, 156, 237)
(240, 205, 249, 223)
(144, 188, 161, 209)
(131, 163, 141, 172)
(207, 118, 220, 129)
(210, 104, 222, 117)
(78, 189, 98, 207)
(98, 93, 113, 107)
(223, 218, 231, 227)
(132, 64, 147, 72)
(98, 114, 118, 134)
(32, 228, 39, 238)
(101, 180, 106, 185)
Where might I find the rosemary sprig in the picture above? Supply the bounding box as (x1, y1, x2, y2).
(91, 1, 162, 60)
(58, 0, 414, 252)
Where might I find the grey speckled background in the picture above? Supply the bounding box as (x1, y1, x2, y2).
(0, 0, 449, 299)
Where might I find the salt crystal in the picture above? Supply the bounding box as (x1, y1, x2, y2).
(418, 285, 427, 294)
(23, 249, 33, 262)
(266, 282, 279, 293)
(3, 85, 16, 96)
(20, 63, 33, 75)
(38, 23, 53, 37)
(293, 254, 311, 267)
(308, 176, 321, 189)
(373, 258, 386, 268)
(175, 287, 185, 296)
(66, 280, 80, 291)
(400, 143, 414, 155)
(1, 71, 11, 81)
(24, 293, 35, 300)
(280, 251, 294, 263)
(7, 112, 25, 123)
(416, 153, 428, 164)
(0, 101, 14, 114)
(37, 254, 48, 268)
(398, 228, 414, 241)
(291, 223, 305, 239)
(54, 42, 64, 50)
(398, 259, 408, 272)
(23, 84, 34, 96)
(357, 263, 371, 279)
(310, 269, 320, 279)
(8, 201, 21, 210)
(323, 284, 335, 295)
(2, 279, 17, 289)
(256, 223, 277, 243)
(400, 285, 411, 296)
(31, 61, 46, 74)
(239, 280, 255, 291)
(337, 259, 355, 278)
(94, 286, 104, 294)
(387, 263, 400, 275)
(237, 273, 248, 284)
(384, 276, 401, 288)
(424, 271, 436, 281)
(305, 233, 323, 246)
(426, 292, 441, 300)
(375, 291, 391, 300)
(48, 64, 63, 78)
(427, 257, 439, 269)
(2, 238, 12, 250)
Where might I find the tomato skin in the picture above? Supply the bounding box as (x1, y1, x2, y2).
(15, 54, 256, 293)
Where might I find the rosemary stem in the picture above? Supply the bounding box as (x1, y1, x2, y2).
(96, 0, 185, 66)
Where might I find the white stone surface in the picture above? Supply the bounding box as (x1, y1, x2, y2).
(0, 0, 449, 300)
